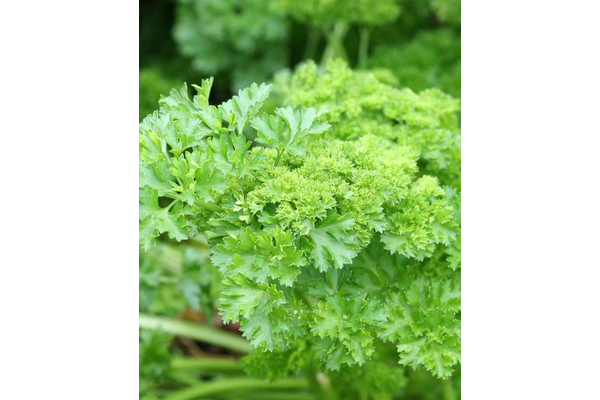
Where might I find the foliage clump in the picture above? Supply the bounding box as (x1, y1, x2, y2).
(139, 68, 182, 122)
(139, 67, 461, 380)
(368, 29, 461, 97)
(173, 0, 289, 91)
(430, 0, 461, 25)
(139, 329, 173, 399)
(273, 0, 402, 27)
(279, 60, 461, 188)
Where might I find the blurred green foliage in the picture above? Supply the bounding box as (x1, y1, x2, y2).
(273, 0, 402, 27)
(431, 0, 461, 25)
(174, 0, 289, 91)
(139, 68, 181, 121)
(139, 0, 460, 101)
(368, 29, 461, 97)
(139, 240, 220, 318)
(139, 329, 173, 399)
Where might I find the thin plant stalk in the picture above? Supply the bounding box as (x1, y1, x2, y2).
(163, 377, 310, 400)
(139, 314, 252, 354)
(171, 356, 242, 373)
(321, 22, 349, 64)
(358, 26, 371, 67)
(304, 27, 321, 60)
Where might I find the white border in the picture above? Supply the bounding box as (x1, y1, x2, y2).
(0, 1, 138, 398)
(462, 0, 600, 398)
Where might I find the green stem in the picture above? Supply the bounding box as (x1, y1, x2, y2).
(139, 314, 253, 354)
(274, 148, 284, 166)
(196, 200, 221, 212)
(334, 32, 348, 61)
(163, 377, 310, 400)
(229, 392, 315, 400)
(172, 372, 202, 386)
(321, 22, 349, 64)
(171, 356, 242, 373)
(304, 27, 321, 60)
(441, 379, 456, 400)
(161, 140, 172, 162)
(358, 26, 370, 67)
(165, 198, 179, 212)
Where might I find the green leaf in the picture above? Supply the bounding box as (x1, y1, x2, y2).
(191, 77, 214, 108)
(311, 294, 387, 369)
(212, 228, 306, 287)
(159, 84, 198, 119)
(139, 188, 188, 250)
(251, 106, 330, 156)
(380, 278, 461, 378)
(194, 158, 227, 202)
(219, 275, 302, 351)
(139, 162, 175, 197)
(382, 176, 458, 260)
(446, 234, 461, 270)
(220, 83, 272, 134)
(307, 211, 360, 272)
(207, 132, 262, 178)
(242, 340, 311, 382)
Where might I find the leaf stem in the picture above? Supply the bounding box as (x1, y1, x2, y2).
(171, 372, 202, 386)
(139, 314, 253, 353)
(229, 392, 315, 400)
(358, 26, 370, 67)
(171, 356, 242, 373)
(441, 379, 457, 400)
(274, 148, 284, 166)
(196, 200, 221, 212)
(304, 27, 321, 60)
(163, 377, 310, 400)
(321, 22, 349, 64)
(165, 198, 179, 212)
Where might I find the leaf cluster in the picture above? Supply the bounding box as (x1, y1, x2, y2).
(139, 68, 182, 122)
(273, 0, 402, 27)
(368, 29, 461, 97)
(430, 0, 461, 25)
(140, 241, 220, 318)
(139, 70, 461, 379)
(139, 329, 174, 399)
(173, 0, 289, 91)
(278, 59, 461, 188)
